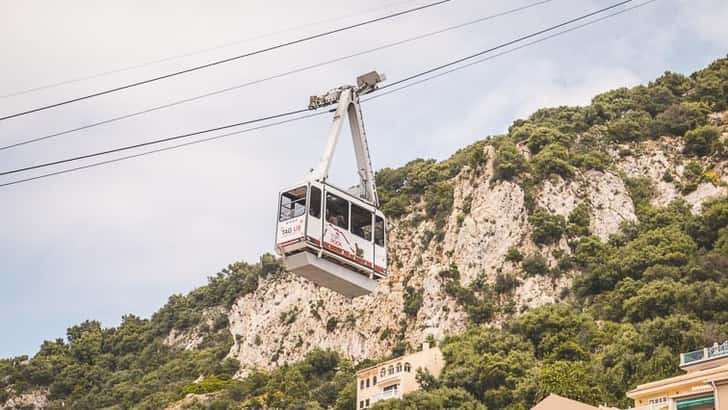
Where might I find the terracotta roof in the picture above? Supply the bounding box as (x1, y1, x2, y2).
(531, 394, 600, 410)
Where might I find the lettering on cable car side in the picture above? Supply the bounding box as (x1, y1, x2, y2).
(323, 223, 373, 268)
(278, 217, 304, 246)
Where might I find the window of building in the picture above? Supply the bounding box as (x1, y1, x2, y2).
(359, 400, 364, 409)
(309, 186, 321, 218)
(388, 365, 394, 375)
(373, 375, 377, 385)
(366, 378, 370, 388)
(396, 363, 402, 373)
(279, 187, 306, 222)
(380, 368, 386, 377)
(325, 193, 349, 229)
(365, 399, 370, 407)
(360, 380, 364, 390)
(374, 216, 385, 247)
(404, 362, 411, 372)
(351, 204, 373, 240)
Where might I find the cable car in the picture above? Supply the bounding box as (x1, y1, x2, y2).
(275, 72, 387, 297)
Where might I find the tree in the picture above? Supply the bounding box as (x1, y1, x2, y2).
(684, 125, 721, 156)
(531, 144, 573, 178)
(525, 361, 607, 406)
(494, 141, 529, 180)
(651, 102, 709, 137)
(529, 208, 567, 245)
(606, 110, 651, 142)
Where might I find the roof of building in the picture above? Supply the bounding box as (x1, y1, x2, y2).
(355, 344, 440, 376)
(627, 363, 728, 399)
(530, 394, 600, 410)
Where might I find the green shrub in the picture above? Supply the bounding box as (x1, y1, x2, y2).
(181, 375, 231, 395)
(424, 181, 454, 229)
(606, 110, 651, 142)
(494, 272, 520, 294)
(531, 144, 574, 179)
(511, 125, 570, 154)
(462, 194, 473, 214)
(651, 101, 710, 137)
(403, 286, 424, 318)
(530, 208, 567, 245)
(325, 318, 338, 333)
(683, 125, 721, 156)
(624, 176, 655, 210)
(505, 247, 524, 263)
(570, 151, 610, 171)
(567, 203, 591, 237)
(494, 141, 529, 180)
(681, 161, 704, 194)
(522, 254, 549, 276)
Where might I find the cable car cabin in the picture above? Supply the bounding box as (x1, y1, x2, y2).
(275, 181, 387, 297)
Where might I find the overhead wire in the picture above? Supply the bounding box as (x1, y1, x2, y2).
(0, 0, 657, 188)
(0, 108, 310, 177)
(0, 0, 422, 99)
(0, 0, 627, 177)
(364, 0, 659, 102)
(377, 0, 632, 91)
(0, 0, 450, 122)
(0, 111, 330, 188)
(0, 0, 555, 152)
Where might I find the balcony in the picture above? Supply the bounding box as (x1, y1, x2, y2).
(680, 341, 728, 367)
(371, 388, 401, 403)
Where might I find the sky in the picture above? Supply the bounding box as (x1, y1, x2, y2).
(1, 0, 727, 358)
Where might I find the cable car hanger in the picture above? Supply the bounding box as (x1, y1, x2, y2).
(307, 71, 385, 207)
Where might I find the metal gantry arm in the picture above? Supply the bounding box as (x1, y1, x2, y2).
(308, 71, 385, 206)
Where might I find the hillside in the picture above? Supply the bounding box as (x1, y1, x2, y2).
(2, 56, 728, 410)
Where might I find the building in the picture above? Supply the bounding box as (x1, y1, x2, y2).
(354, 342, 444, 409)
(531, 393, 620, 410)
(627, 341, 728, 410)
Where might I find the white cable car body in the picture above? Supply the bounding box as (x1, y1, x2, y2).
(275, 72, 387, 297)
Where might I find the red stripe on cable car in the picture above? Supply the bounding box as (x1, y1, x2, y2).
(277, 238, 303, 247)
(322, 242, 373, 268)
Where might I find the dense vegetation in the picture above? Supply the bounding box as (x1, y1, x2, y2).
(428, 196, 728, 409)
(0, 256, 283, 408)
(376, 56, 728, 222)
(2, 57, 727, 409)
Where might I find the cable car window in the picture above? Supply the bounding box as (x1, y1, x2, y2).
(309, 186, 322, 218)
(374, 216, 385, 246)
(351, 204, 373, 240)
(326, 193, 349, 229)
(279, 187, 306, 222)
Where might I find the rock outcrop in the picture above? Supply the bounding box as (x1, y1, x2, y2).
(208, 137, 727, 376)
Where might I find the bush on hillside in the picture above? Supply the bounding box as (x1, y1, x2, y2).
(532, 144, 574, 179)
(530, 208, 567, 245)
(651, 101, 710, 137)
(606, 110, 652, 142)
(683, 125, 721, 156)
(493, 140, 529, 181)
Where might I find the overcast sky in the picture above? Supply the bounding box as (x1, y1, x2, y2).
(1, 0, 726, 358)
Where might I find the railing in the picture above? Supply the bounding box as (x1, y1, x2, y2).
(681, 341, 728, 366)
(371, 389, 401, 403)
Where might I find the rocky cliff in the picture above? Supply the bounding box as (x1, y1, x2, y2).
(211, 127, 727, 375)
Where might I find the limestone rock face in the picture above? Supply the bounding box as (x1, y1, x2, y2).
(168, 138, 726, 375)
(1, 389, 48, 410)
